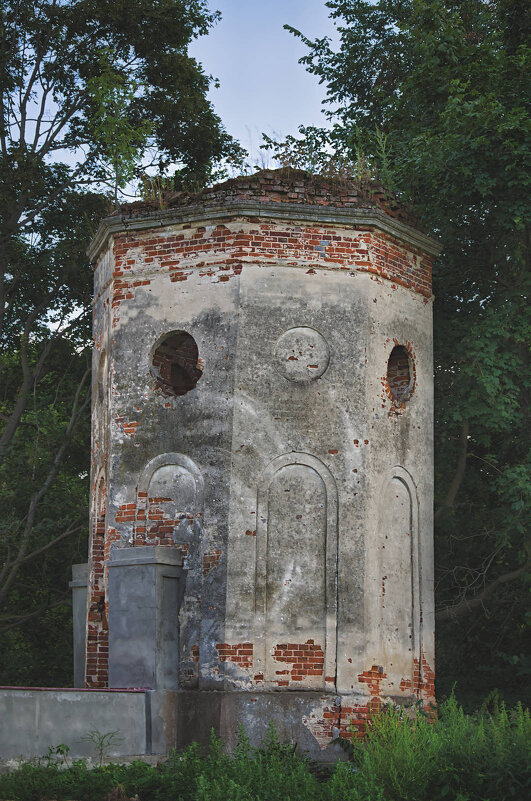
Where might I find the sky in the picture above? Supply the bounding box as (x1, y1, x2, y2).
(189, 0, 337, 163)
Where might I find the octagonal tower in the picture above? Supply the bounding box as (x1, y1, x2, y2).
(86, 169, 439, 757)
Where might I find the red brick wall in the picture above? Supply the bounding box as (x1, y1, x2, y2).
(215, 642, 253, 669)
(85, 479, 109, 688)
(116, 169, 419, 228)
(107, 221, 432, 328)
(271, 640, 325, 685)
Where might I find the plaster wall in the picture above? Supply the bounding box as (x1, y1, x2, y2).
(0, 689, 148, 759)
(223, 265, 433, 703)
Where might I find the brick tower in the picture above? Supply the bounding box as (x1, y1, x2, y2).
(85, 170, 439, 758)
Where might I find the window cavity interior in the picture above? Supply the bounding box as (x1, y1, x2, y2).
(387, 345, 413, 402)
(152, 331, 202, 397)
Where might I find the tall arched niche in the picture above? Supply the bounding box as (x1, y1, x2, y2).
(372, 466, 421, 687)
(254, 453, 338, 688)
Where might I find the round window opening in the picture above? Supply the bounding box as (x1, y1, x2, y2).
(152, 331, 202, 397)
(386, 345, 414, 402)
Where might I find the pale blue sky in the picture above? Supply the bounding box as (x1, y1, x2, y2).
(190, 0, 336, 161)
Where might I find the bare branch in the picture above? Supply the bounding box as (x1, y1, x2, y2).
(0, 367, 90, 607)
(18, 523, 85, 565)
(31, 75, 53, 152)
(436, 558, 530, 623)
(0, 289, 60, 464)
(19, 51, 43, 146)
(0, 544, 12, 588)
(0, 595, 71, 636)
(36, 97, 84, 158)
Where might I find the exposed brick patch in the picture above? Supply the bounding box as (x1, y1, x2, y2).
(203, 549, 222, 576)
(272, 640, 324, 683)
(114, 488, 201, 548)
(113, 169, 420, 228)
(414, 654, 436, 704)
(339, 697, 383, 738)
(98, 171, 434, 329)
(102, 223, 432, 321)
(358, 665, 387, 696)
(295, 657, 436, 747)
(89, 483, 199, 687)
(110, 262, 151, 328)
(304, 702, 341, 747)
(85, 623, 108, 689)
(304, 697, 385, 747)
(86, 478, 108, 688)
(114, 416, 139, 437)
(103, 526, 120, 562)
(245, 529, 256, 536)
(216, 642, 253, 669)
(180, 645, 200, 686)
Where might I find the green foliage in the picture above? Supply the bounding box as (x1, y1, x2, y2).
(0, 336, 93, 685)
(272, 0, 531, 706)
(358, 696, 531, 801)
(0, 701, 529, 800)
(87, 48, 154, 202)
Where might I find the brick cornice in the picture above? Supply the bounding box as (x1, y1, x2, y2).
(87, 200, 441, 264)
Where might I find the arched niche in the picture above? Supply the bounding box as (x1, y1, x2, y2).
(138, 453, 204, 515)
(254, 453, 338, 688)
(136, 454, 204, 547)
(375, 466, 421, 681)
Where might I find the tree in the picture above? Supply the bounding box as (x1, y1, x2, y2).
(0, 0, 243, 682)
(270, 0, 530, 704)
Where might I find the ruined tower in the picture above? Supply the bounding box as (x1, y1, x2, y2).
(86, 170, 438, 757)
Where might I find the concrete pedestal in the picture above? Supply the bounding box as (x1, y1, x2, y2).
(69, 563, 88, 688)
(108, 546, 184, 690)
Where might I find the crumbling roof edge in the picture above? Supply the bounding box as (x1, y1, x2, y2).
(87, 200, 442, 264)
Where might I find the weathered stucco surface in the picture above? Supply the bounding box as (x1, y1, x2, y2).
(84, 170, 438, 759)
(0, 689, 149, 759)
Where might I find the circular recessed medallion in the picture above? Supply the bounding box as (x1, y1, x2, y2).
(274, 327, 330, 382)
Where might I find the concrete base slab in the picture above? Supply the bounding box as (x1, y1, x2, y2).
(175, 691, 348, 763)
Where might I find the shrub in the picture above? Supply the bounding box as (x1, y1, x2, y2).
(344, 695, 531, 801)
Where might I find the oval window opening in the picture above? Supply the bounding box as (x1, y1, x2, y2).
(152, 331, 202, 397)
(387, 345, 413, 402)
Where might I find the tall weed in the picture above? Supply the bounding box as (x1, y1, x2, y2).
(345, 695, 531, 801)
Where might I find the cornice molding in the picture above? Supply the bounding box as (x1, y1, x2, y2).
(87, 200, 441, 263)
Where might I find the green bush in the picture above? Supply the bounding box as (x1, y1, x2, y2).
(340, 695, 531, 801)
(0, 698, 529, 801)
